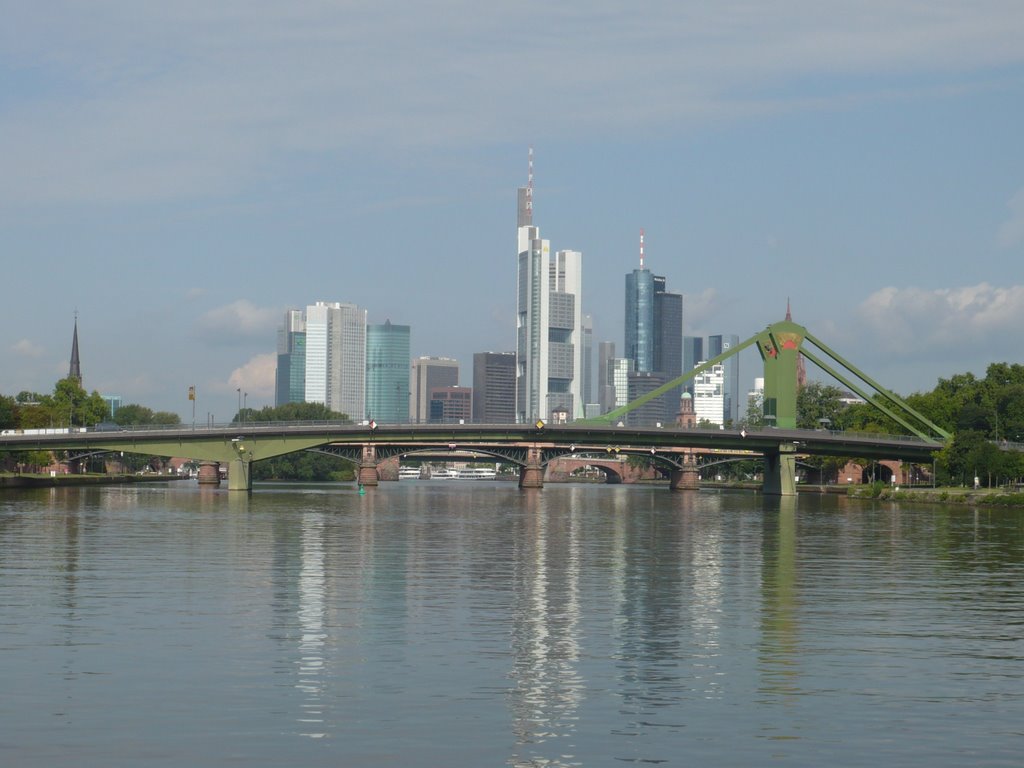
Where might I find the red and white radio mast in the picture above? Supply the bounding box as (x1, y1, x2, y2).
(526, 147, 533, 221)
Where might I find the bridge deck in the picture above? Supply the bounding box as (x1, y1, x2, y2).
(1, 421, 943, 462)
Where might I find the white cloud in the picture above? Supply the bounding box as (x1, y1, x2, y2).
(683, 288, 720, 331)
(196, 300, 281, 341)
(225, 353, 277, 401)
(857, 283, 1024, 353)
(997, 187, 1024, 247)
(11, 339, 44, 358)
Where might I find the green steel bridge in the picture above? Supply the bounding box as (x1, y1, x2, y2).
(0, 315, 954, 495)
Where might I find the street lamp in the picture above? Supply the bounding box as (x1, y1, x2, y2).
(237, 388, 241, 424)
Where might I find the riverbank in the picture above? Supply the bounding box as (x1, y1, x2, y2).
(0, 473, 190, 489)
(844, 484, 1024, 507)
(697, 480, 1024, 507)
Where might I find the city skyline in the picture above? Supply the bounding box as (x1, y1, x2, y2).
(2, 2, 1023, 421)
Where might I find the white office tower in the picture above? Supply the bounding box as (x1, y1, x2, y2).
(693, 361, 725, 426)
(515, 151, 584, 423)
(547, 249, 583, 419)
(303, 301, 366, 419)
(516, 224, 550, 423)
(611, 358, 634, 410)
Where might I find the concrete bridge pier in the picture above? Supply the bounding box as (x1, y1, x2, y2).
(519, 447, 544, 489)
(763, 444, 797, 496)
(358, 444, 379, 487)
(228, 458, 252, 492)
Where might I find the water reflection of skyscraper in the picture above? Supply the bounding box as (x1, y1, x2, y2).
(507, 489, 585, 768)
(296, 513, 328, 739)
(612, 492, 725, 732)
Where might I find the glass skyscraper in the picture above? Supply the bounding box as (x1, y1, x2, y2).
(683, 336, 703, 396)
(625, 268, 655, 374)
(653, 277, 683, 420)
(625, 264, 682, 422)
(365, 320, 411, 423)
(275, 309, 306, 406)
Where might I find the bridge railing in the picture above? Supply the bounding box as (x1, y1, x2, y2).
(739, 427, 939, 445)
(1, 421, 944, 450)
(71, 421, 942, 445)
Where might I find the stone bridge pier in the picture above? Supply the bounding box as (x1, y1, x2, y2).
(358, 444, 380, 487)
(197, 461, 221, 486)
(519, 446, 545, 489)
(668, 450, 700, 491)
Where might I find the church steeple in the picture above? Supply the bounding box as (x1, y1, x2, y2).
(69, 313, 82, 384)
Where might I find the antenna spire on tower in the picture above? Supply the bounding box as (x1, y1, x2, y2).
(786, 298, 792, 321)
(526, 146, 533, 220)
(639, 228, 645, 269)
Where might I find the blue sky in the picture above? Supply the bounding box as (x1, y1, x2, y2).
(2, 1, 1023, 421)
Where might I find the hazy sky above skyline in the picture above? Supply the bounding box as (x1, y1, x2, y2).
(3, 1, 1024, 421)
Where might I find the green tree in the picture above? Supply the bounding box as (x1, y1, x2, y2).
(49, 376, 109, 427)
(796, 381, 845, 430)
(792, 382, 851, 483)
(113, 404, 181, 426)
(0, 395, 15, 429)
(742, 394, 765, 428)
(834, 398, 904, 435)
(997, 384, 1024, 442)
(940, 430, 989, 486)
(105, 403, 180, 473)
(246, 402, 354, 481)
(246, 401, 348, 423)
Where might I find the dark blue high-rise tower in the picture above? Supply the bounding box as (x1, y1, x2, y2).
(624, 231, 682, 423)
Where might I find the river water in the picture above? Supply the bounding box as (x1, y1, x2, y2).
(1, 481, 1022, 766)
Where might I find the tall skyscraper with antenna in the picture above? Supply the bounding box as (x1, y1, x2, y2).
(624, 230, 682, 423)
(625, 230, 655, 373)
(515, 149, 584, 423)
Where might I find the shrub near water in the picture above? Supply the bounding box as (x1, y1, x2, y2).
(977, 492, 1024, 506)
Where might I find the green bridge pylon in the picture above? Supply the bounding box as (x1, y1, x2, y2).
(584, 310, 950, 494)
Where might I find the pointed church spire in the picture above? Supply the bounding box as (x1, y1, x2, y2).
(69, 312, 82, 384)
(785, 298, 792, 322)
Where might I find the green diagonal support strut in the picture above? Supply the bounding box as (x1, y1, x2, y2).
(582, 333, 761, 425)
(802, 331, 950, 440)
(585, 312, 949, 445)
(800, 347, 946, 442)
